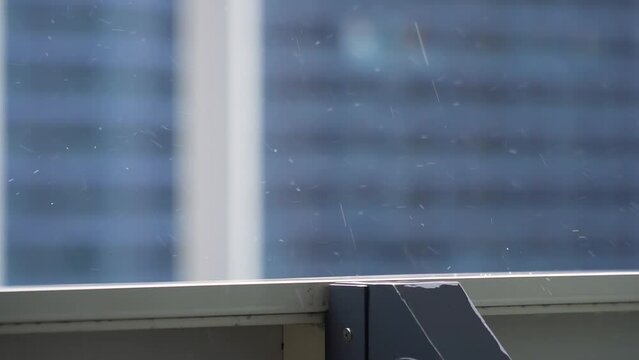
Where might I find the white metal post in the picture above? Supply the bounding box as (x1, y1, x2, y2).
(227, 0, 263, 280)
(177, 0, 263, 281)
(177, 0, 230, 280)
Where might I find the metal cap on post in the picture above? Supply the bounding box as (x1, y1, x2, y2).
(326, 281, 511, 360)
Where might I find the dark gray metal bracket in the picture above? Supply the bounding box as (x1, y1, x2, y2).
(326, 281, 511, 360)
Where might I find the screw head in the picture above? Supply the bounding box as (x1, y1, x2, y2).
(342, 327, 352, 343)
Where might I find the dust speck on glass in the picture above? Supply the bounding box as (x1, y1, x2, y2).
(2, 0, 639, 285)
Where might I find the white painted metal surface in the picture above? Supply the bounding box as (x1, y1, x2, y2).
(0, 272, 637, 334)
(177, 0, 231, 280)
(0, 326, 283, 360)
(226, 0, 263, 280)
(176, 0, 263, 281)
(487, 311, 639, 360)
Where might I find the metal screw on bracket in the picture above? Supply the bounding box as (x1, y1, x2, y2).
(342, 327, 352, 343)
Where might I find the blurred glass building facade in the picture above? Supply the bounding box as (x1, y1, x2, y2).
(5, 0, 176, 284)
(3, 0, 639, 284)
(262, 0, 639, 277)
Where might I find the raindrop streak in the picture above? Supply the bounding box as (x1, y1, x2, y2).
(339, 202, 347, 228)
(414, 22, 430, 66)
(414, 22, 439, 104)
(431, 80, 441, 103)
(339, 203, 357, 250)
(539, 153, 548, 167)
(348, 225, 357, 250)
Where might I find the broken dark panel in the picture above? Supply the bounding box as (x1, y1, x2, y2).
(326, 281, 511, 360)
(368, 282, 510, 360)
(368, 284, 444, 360)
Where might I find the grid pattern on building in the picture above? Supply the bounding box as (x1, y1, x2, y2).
(5, 0, 175, 285)
(263, 0, 639, 277)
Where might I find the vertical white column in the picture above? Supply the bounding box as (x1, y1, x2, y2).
(176, 0, 230, 280)
(227, 0, 263, 280)
(177, 0, 263, 281)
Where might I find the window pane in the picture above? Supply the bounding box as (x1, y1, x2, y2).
(261, 1, 639, 277)
(2, 0, 639, 285)
(4, 0, 176, 284)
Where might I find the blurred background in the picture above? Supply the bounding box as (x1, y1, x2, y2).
(2, 0, 639, 285)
